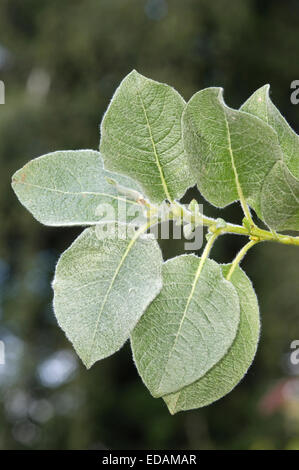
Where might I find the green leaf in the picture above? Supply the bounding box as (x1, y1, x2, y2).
(100, 70, 195, 204)
(163, 265, 260, 414)
(260, 161, 299, 231)
(241, 85, 299, 179)
(241, 86, 299, 231)
(12, 150, 144, 226)
(183, 87, 282, 215)
(53, 223, 163, 368)
(131, 254, 240, 397)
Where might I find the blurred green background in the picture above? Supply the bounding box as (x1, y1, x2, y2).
(0, 0, 299, 450)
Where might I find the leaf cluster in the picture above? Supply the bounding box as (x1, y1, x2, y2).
(12, 71, 299, 413)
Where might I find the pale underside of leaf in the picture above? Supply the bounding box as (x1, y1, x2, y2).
(163, 265, 260, 414)
(12, 150, 144, 226)
(241, 86, 299, 231)
(53, 223, 163, 368)
(100, 70, 195, 204)
(182, 87, 282, 215)
(131, 254, 240, 397)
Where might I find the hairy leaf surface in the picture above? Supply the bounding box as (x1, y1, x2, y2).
(241, 85, 299, 179)
(183, 87, 282, 214)
(53, 223, 163, 368)
(12, 150, 143, 226)
(100, 70, 194, 203)
(260, 161, 299, 231)
(241, 86, 299, 231)
(131, 255, 240, 397)
(163, 265, 260, 414)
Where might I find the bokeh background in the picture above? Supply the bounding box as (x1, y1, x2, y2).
(0, 0, 299, 450)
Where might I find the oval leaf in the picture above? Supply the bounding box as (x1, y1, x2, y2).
(12, 150, 144, 226)
(183, 87, 282, 215)
(53, 223, 163, 368)
(241, 84, 299, 179)
(100, 70, 194, 204)
(241, 86, 299, 231)
(131, 254, 240, 397)
(163, 265, 260, 414)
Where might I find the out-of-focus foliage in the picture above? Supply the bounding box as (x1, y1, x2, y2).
(0, 0, 299, 450)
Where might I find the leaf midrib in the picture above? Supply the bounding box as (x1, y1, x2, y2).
(86, 223, 150, 368)
(156, 257, 212, 395)
(136, 84, 172, 202)
(12, 180, 139, 206)
(222, 109, 248, 206)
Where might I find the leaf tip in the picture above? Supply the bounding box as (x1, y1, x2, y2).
(80, 354, 94, 370)
(128, 68, 142, 80)
(11, 170, 20, 187)
(261, 83, 270, 91)
(251, 84, 271, 102)
(163, 396, 179, 415)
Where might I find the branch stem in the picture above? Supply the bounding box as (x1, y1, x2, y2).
(197, 232, 219, 276)
(226, 240, 258, 281)
(166, 201, 299, 247)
